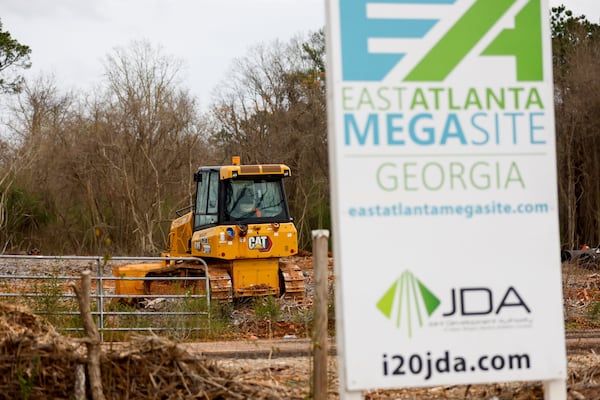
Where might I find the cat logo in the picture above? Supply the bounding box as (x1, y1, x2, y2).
(248, 236, 272, 252)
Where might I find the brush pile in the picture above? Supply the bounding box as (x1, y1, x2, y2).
(0, 303, 289, 399)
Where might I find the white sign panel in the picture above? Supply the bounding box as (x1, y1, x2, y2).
(326, 0, 566, 391)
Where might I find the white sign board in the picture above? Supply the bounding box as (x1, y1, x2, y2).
(325, 0, 566, 391)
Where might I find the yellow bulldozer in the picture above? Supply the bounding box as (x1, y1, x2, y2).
(113, 156, 305, 301)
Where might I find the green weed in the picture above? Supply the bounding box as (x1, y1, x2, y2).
(253, 296, 281, 323)
(20, 268, 83, 335)
(17, 355, 38, 400)
(586, 300, 600, 326)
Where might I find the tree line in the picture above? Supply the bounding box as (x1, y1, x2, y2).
(0, 29, 327, 254)
(0, 7, 597, 255)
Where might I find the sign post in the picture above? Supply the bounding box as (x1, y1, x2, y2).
(325, 0, 566, 398)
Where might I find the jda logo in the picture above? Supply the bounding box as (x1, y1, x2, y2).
(441, 286, 530, 316)
(340, 0, 543, 82)
(248, 236, 272, 252)
(377, 270, 530, 338)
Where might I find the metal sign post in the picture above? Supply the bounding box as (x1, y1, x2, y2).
(325, 0, 566, 398)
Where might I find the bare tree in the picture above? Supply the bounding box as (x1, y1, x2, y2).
(0, 76, 73, 252)
(209, 31, 328, 248)
(2, 43, 209, 255)
(553, 7, 600, 248)
(92, 41, 209, 253)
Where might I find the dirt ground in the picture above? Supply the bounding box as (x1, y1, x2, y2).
(212, 256, 600, 399)
(1, 254, 600, 399)
(216, 352, 600, 399)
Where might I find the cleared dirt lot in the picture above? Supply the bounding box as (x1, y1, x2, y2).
(183, 333, 600, 399)
(0, 255, 599, 398)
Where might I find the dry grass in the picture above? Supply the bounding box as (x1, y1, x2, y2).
(0, 302, 290, 399)
(563, 261, 600, 328)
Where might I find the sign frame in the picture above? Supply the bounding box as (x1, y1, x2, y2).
(325, 0, 567, 398)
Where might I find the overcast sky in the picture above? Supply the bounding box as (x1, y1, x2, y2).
(1, 0, 598, 111)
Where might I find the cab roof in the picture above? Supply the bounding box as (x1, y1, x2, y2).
(196, 163, 291, 180)
(218, 164, 291, 179)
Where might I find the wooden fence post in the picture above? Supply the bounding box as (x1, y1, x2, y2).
(312, 229, 330, 400)
(71, 270, 106, 400)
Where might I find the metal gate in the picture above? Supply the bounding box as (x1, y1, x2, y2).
(0, 255, 210, 341)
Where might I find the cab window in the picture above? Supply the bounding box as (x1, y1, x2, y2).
(194, 171, 219, 229)
(225, 178, 286, 221)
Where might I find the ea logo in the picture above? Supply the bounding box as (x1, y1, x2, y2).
(339, 0, 544, 82)
(248, 236, 272, 252)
